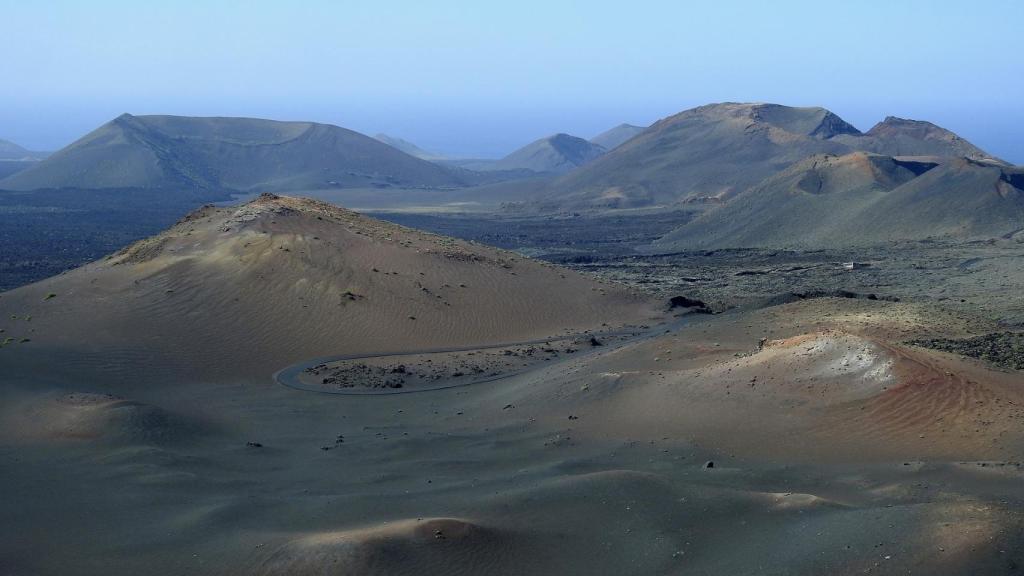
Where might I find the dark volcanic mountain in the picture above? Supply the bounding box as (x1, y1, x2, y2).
(373, 133, 446, 161)
(654, 153, 1024, 249)
(832, 116, 1002, 162)
(0, 138, 48, 161)
(535, 103, 861, 209)
(589, 123, 646, 150)
(488, 133, 607, 174)
(0, 138, 49, 179)
(0, 115, 466, 192)
(525, 103, 1002, 211)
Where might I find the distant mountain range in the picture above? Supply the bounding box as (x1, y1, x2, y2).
(0, 138, 50, 179)
(443, 133, 608, 174)
(3, 103, 1020, 248)
(0, 138, 49, 161)
(0, 115, 466, 192)
(654, 152, 1024, 249)
(589, 123, 646, 150)
(378, 129, 628, 174)
(832, 116, 998, 160)
(496, 102, 1021, 246)
(373, 133, 447, 161)
(487, 133, 606, 174)
(528, 103, 1010, 211)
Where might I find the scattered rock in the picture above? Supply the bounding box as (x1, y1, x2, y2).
(909, 332, 1024, 370)
(669, 295, 708, 309)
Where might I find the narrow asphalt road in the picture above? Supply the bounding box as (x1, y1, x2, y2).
(273, 313, 700, 396)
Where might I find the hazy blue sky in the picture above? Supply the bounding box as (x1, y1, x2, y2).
(2, 0, 1022, 161)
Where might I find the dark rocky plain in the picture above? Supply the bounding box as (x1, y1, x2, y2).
(377, 211, 1024, 328)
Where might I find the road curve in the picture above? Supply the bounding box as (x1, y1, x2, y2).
(273, 329, 643, 396)
(273, 314, 699, 396)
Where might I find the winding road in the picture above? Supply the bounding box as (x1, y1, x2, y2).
(273, 314, 697, 396)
